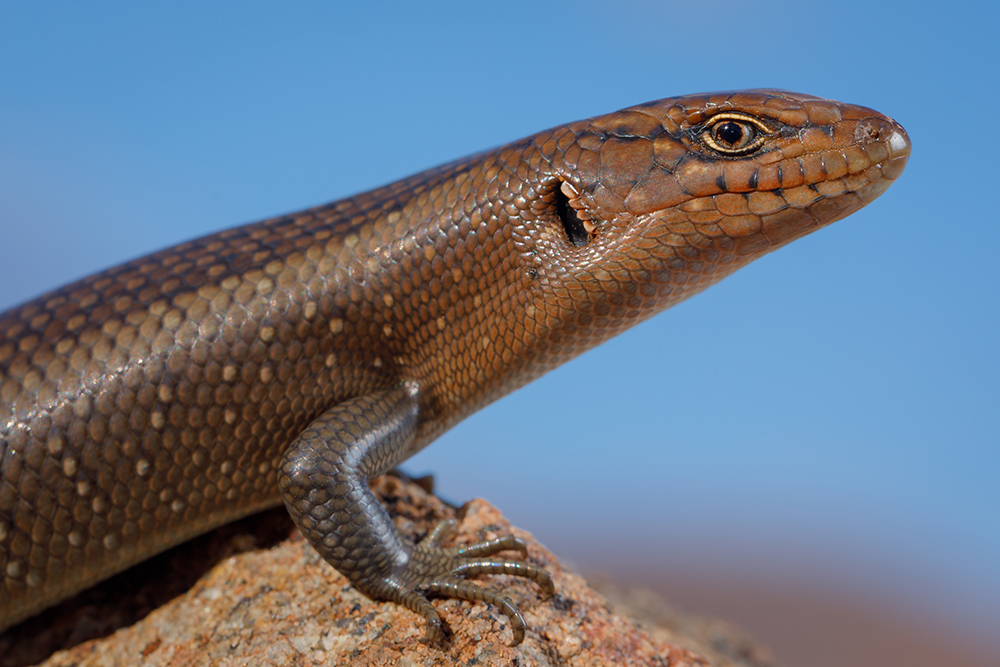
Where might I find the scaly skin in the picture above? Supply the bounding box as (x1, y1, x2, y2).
(0, 90, 910, 643)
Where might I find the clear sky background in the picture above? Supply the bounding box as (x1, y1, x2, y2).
(1, 2, 996, 665)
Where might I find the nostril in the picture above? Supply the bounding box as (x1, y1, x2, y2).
(854, 119, 885, 144)
(855, 117, 911, 161)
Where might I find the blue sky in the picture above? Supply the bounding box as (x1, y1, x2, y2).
(1, 0, 997, 656)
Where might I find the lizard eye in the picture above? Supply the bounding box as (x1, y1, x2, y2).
(702, 113, 771, 155)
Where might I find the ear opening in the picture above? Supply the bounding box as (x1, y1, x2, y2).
(555, 181, 591, 247)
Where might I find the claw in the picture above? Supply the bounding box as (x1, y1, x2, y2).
(410, 594, 444, 643)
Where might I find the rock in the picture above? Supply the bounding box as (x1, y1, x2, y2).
(588, 577, 776, 667)
(1, 475, 772, 667)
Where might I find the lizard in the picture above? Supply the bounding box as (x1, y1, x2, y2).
(0, 89, 910, 644)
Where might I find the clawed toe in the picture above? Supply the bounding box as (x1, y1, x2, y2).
(386, 524, 554, 646)
(420, 578, 529, 645)
(455, 534, 529, 559)
(451, 558, 554, 596)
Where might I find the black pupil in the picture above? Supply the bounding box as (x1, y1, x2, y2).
(717, 121, 744, 146)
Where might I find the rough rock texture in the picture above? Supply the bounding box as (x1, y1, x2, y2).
(1, 476, 774, 667)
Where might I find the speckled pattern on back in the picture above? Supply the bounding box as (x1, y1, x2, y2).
(0, 90, 910, 637)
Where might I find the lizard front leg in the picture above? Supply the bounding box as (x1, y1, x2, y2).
(277, 386, 554, 645)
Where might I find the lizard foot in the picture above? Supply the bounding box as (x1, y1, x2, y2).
(383, 520, 555, 646)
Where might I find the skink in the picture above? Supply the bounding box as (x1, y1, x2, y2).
(0, 90, 910, 644)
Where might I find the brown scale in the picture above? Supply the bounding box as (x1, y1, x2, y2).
(0, 90, 909, 644)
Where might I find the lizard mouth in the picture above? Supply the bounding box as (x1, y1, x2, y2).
(788, 115, 911, 243)
(751, 113, 911, 249)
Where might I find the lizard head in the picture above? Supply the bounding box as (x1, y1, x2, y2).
(507, 89, 910, 347)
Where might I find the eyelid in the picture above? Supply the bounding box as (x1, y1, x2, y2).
(705, 112, 772, 133)
(701, 112, 772, 155)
